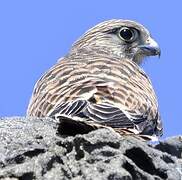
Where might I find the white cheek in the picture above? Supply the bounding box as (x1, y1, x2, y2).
(111, 48, 125, 58)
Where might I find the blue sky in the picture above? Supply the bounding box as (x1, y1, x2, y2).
(0, 1, 181, 138)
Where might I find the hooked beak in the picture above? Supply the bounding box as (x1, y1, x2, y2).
(138, 37, 161, 58)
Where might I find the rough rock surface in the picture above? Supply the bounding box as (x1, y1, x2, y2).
(0, 117, 181, 180)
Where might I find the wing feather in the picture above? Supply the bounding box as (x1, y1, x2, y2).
(50, 99, 148, 131)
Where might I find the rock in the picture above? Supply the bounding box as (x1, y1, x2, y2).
(155, 136, 182, 158)
(0, 117, 181, 180)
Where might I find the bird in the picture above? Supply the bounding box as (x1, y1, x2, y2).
(27, 19, 163, 140)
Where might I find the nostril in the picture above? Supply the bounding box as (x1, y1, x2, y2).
(146, 39, 150, 43)
(146, 40, 149, 44)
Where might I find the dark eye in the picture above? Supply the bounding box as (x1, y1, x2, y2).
(118, 27, 136, 42)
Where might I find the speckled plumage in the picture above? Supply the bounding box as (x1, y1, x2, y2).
(27, 19, 163, 140)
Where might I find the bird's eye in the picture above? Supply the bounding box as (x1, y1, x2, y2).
(118, 27, 136, 42)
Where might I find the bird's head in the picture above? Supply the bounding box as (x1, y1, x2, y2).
(72, 19, 161, 65)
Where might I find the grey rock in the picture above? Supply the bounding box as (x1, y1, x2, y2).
(0, 117, 181, 180)
(155, 136, 182, 158)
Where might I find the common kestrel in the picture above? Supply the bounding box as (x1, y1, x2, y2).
(27, 19, 163, 140)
